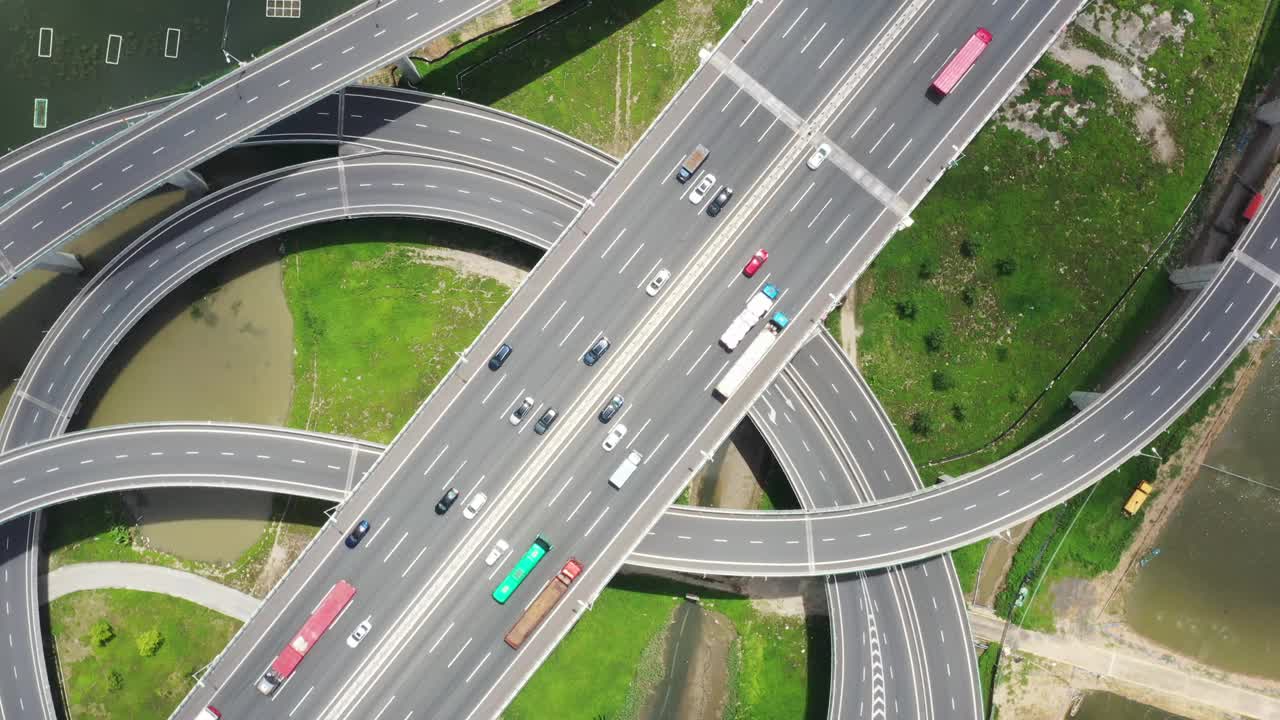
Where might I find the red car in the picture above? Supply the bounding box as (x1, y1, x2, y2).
(743, 249, 769, 277)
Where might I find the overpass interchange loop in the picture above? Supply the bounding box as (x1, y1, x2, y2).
(1, 87, 979, 718)
(3, 0, 1270, 717)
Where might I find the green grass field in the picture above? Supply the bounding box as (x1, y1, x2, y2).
(50, 590, 241, 720)
(414, 0, 750, 154)
(281, 219, 531, 443)
(505, 574, 825, 719)
(857, 0, 1265, 477)
(978, 642, 1002, 717)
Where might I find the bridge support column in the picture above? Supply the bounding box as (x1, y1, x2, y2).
(395, 56, 423, 85)
(32, 250, 83, 275)
(1258, 98, 1280, 126)
(1070, 391, 1102, 411)
(1168, 262, 1222, 291)
(166, 168, 209, 198)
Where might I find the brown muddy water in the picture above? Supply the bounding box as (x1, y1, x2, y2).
(72, 241, 294, 562)
(1069, 691, 1191, 720)
(1125, 345, 1280, 680)
(638, 601, 735, 720)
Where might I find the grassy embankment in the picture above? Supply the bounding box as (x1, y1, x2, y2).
(50, 590, 240, 719)
(854, 0, 1267, 593)
(505, 574, 827, 720)
(978, 642, 1002, 717)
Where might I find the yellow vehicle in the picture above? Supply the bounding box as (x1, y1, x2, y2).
(1123, 481, 1154, 517)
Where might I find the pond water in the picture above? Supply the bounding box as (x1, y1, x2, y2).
(74, 242, 295, 562)
(1125, 345, 1280, 679)
(1070, 691, 1191, 720)
(0, 0, 358, 150)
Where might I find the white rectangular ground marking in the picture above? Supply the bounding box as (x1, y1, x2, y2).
(32, 99, 48, 129)
(37, 28, 53, 58)
(266, 0, 302, 18)
(104, 34, 122, 65)
(164, 28, 181, 59)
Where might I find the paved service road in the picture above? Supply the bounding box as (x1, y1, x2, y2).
(0, 0, 510, 285)
(753, 330, 980, 720)
(172, 0, 1085, 717)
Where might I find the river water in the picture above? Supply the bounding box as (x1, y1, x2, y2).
(1125, 344, 1280, 680)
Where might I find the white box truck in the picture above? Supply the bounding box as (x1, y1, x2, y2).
(720, 283, 779, 350)
(609, 451, 643, 489)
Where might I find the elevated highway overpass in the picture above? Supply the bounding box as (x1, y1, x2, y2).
(0, 0, 521, 286)
(165, 0, 1092, 716)
(2, 86, 977, 718)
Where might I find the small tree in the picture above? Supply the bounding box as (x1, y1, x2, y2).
(137, 629, 165, 657)
(960, 238, 982, 258)
(924, 329, 945, 354)
(895, 298, 918, 320)
(107, 669, 124, 693)
(932, 370, 956, 391)
(89, 620, 115, 648)
(910, 412, 933, 436)
(918, 258, 937, 280)
(961, 287, 976, 307)
(951, 403, 967, 422)
(995, 257, 1018, 276)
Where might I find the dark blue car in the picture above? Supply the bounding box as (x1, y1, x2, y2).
(345, 520, 371, 548)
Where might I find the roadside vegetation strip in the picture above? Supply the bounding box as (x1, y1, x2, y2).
(977, 642, 1002, 713)
(993, 351, 1251, 631)
(413, 0, 751, 155)
(505, 573, 827, 720)
(856, 0, 1266, 478)
(49, 589, 241, 720)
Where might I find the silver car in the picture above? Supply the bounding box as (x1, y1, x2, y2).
(346, 619, 372, 648)
(509, 396, 534, 426)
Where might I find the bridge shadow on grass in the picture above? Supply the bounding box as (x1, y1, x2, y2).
(412, 0, 666, 107)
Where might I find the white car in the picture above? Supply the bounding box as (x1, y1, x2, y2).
(508, 396, 534, 426)
(346, 619, 372, 648)
(485, 539, 510, 566)
(463, 492, 488, 519)
(689, 174, 716, 204)
(806, 143, 831, 170)
(602, 424, 628, 452)
(646, 268, 671, 297)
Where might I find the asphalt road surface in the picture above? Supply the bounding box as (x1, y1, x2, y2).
(0, 0, 511, 286)
(171, 1, 1084, 717)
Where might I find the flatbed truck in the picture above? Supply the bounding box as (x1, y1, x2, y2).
(504, 558, 584, 649)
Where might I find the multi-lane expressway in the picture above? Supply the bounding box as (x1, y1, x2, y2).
(2, 84, 979, 719)
(0, 0, 522, 285)
(161, 1, 1089, 717)
(0, 330, 980, 718)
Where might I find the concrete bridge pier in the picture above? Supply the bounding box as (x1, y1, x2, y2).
(1069, 391, 1102, 411)
(1168, 262, 1222, 291)
(166, 168, 209, 198)
(32, 250, 83, 275)
(395, 56, 424, 85)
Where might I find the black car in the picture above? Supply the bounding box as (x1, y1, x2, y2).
(488, 343, 513, 371)
(435, 487, 460, 515)
(583, 336, 611, 366)
(599, 395, 625, 423)
(534, 408, 559, 435)
(345, 519, 371, 548)
(706, 187, 734, 217)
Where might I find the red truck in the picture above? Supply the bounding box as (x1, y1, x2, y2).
(256, 580, 356, 695)
(931, 28, 993, 96)
(504, 559, 583, 649)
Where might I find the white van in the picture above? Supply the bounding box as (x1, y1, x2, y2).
(608, 451, 643, 489)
